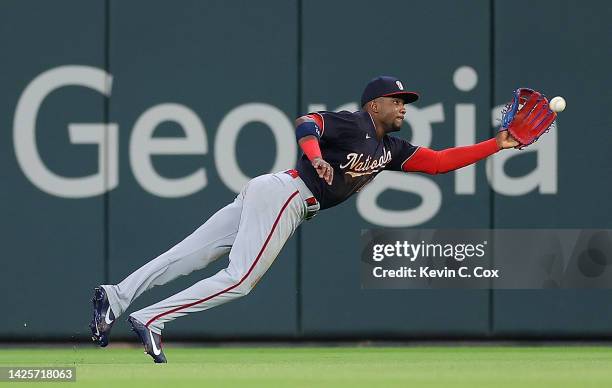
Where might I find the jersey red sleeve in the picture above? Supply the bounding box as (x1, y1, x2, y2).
(402, 138, 500, 174)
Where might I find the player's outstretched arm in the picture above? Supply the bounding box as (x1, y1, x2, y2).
(295, 116, 333, 185)
(403, 131, 518, 175)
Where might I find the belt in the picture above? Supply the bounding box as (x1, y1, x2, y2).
(284, 169, 320, 220)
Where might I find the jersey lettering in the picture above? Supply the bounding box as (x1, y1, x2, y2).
(296, 110, 417, 210)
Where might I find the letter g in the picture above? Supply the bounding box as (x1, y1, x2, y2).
(13, 65, 118, 198)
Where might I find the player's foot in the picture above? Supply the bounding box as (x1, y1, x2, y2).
(127, 316, 167, 363)
(89, 286, 116, 347)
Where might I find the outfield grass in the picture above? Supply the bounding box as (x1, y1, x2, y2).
(1, 345, 611, 387)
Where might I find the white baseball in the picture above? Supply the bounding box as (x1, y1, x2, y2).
(549, 96, 566, 112)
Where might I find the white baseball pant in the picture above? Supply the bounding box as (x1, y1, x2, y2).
(101, 170, 317, 334)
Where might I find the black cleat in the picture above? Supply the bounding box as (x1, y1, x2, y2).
(127, 316, 167, 363)
(89, 286, 116, 347)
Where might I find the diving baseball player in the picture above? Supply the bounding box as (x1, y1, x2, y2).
(90, 76, 519, 362)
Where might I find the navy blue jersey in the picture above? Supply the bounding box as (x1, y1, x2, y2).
(296, 110, 419, 210)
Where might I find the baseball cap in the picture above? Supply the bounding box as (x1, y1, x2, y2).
(360, 76, 419, 107)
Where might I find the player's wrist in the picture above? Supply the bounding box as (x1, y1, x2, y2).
(494, 133, 503, 150)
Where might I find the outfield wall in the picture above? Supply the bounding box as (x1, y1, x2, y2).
(1, 0, 611, 340)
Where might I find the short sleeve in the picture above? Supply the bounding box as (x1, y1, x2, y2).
(385, 136, 420, 171)
(309, 111, 360, 143)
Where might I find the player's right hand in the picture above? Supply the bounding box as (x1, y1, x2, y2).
(312, 157, 333, 185)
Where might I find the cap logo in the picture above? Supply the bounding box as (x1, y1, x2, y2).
(396, 80, 404, 90)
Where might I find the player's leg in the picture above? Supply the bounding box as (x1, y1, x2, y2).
(90, 192, 245, 346)
(129, 173, 305, 336)
(101, 193, 244, 318)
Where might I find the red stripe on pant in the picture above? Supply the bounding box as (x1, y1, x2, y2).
(145, 190, 300, 328)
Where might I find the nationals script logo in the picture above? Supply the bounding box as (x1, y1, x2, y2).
(339, 148, 392, 178)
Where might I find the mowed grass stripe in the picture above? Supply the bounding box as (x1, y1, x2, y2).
(0, 346, 611, 388)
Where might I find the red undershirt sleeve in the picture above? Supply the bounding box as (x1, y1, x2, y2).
(298, 113, 325, 161)
(300, 137, 322, 161)
(402, 138, 500, 174)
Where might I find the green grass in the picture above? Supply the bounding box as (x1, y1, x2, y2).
(1, 345, 612, 387)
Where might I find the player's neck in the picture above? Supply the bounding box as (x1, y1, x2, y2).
(374, 124, 386, 139)
(374, 117, 395, 139)
(366, 111, 387, 140)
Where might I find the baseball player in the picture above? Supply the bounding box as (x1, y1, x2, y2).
(90, 76, 519, 363)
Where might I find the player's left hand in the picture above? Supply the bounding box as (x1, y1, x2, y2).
(496, 130, 519, 149)
(312, 157, 333, 185)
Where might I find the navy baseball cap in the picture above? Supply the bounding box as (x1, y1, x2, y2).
(360, 76, 419, 107)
